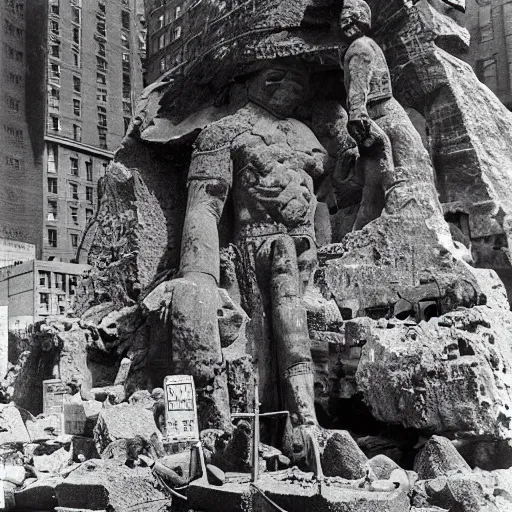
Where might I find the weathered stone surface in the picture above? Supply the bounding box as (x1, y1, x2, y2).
(4, 465, 25, 485)
(356, 307, 512, 439)
(321, 431, 368, 479)
(368, 454, 401, 479)
(93, 403, 160, 454)
(0, 404, 30, 445)
(206, 464, 225, 486)
(414, 436, 471, 480)
(55, 459, 167, 511)
(33, 446, 72, 475)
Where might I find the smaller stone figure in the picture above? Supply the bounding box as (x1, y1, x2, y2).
(339, 0, 448, 235)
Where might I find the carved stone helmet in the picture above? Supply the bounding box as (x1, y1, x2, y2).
(341, 0, 372, 34)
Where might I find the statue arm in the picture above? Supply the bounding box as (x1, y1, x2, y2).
(179, 145, 232, 284)
(344, 39, 374, 123)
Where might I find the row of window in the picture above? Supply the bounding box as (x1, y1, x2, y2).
(5, 156, 21, 170)
(47, 181, 94, 202)
(39, 292, 69, 314)
(153, 25, 182, 54)
(4, 19, 23, 39)
(5, 95, 20, 112)
(5, 0, 24, 19)
(47, 229, 80, 250)
(47, 201, 94, 224)
(155, 4, 183, 31)
(3, 125, 23, 143)
(39, 271, 78, 292)
(4, 44, 23, 63)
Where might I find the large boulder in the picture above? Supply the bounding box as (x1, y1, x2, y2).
(93, 403, 161, 454)
(0, 404, 30, 445)
(356, 306, 512, 440)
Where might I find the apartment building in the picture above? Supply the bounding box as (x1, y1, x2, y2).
(464, 0, 512, 110)
(25, 0, 144, 262)
(0, 1, 44, 255)
(0, 260, 90, 332)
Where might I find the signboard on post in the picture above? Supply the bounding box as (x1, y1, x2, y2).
(43, 379, 71, 434)
(163, 375, 199, 443)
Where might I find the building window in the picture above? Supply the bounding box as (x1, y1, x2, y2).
(157, 14, 164, 29)
(69, 275, 78, 295)
(50, 0, 59, 16)
(50, 115, 60, 131)
(50, 20, 59, 35)
(48, 177, 58, 193)
(121, 33, 130, 49)
(50, 63, 60, 83)
(47, 200, 58, 221)
(98, 127, 107, 149)
(98, 41, 106, 57)
(97, 73, 106, 85)
(97, 20, 106, 36)
(86, 186, 93, 203)
(158, 33, 166, 49)
(40, 293, 50, 310)
(98, 106, 107, 127)
(50, 44, 60, 58)
(47, 144, 57, 172)
(479, 4, 493, 43)
(96, 57, 107, 72)
(160, 57, 166, 73)
(70, 206, 78, 224)
(173, 26, 182, 40)
(70, 157, 79, 176)
(73, 124, 81, 142)
(175, 5, 182, 19)
(55, 273, 66, 291)
(71, 234, 79, 248)
(96, 88, 107, 102)
(477, 56, 498, 94)
(121, 10, 130, 30)
(73, 99, 81, 116)
(72, 26, 80, 44)
(69, 183, 78, 200)
(5, 156, 20, 169)
(98, 1, 106, 16)
(6, 96, 20, 112)
(73, 75, 81, 93)
(72, 6, 81, 24)
(48, 87, 59, 111)
(48, 229, 57, 248)
(86, 208, 93, 222)
(73, 51, 80, 67)
(39, 271, 50, 287)
(86, 161, 93, 181)
(124, 117, 131, 132)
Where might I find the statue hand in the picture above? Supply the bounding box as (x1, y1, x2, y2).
(348, 118, 371, 145)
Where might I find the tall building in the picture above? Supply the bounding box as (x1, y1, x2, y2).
(0, 1, 43, 256)
(464, 0, 512, 110)
(145, 0, 191, 84)
(24, 0, 144, 262)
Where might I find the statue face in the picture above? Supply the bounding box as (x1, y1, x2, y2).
(340, 0, 371, 40)
(248, 66, 307, 118)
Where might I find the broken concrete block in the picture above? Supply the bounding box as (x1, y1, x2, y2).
(370, 480, 396, 492)
(63, 396, 102, 436)
(93, 403, 160, 454)
(55, 459, 167, 511)
(321, 430, 368, 479)
(0, 405, 30, 445)
(14, 476, 62, 510)
(414, 436, 471, 480)
(368, 454, 401, 479)
(25, 413, 62, 442)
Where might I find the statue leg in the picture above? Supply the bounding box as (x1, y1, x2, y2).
(270, 235, 316, 425)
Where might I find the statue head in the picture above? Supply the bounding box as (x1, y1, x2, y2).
(340, 0, 371, 40)
(247, 64, 308, 119)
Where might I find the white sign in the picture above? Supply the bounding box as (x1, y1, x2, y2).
(164, 375, 199, 442)
(0, 238, 35, 269)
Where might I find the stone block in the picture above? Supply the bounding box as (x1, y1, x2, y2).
(55, 459, 167, 511)
(0, 405, 30, 445)
(368, 454, 400, 479)
(206, 464, 225, 486)
(33, 446, 72, 476)
(4, 465, 25, 485)
(414, 436, 471, 480)
(14, 476, 62, 510)
(321, 431, 368, 479)
(93, 403, 160, 454)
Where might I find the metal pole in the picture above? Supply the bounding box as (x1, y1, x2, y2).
(251, 375, 259, 483)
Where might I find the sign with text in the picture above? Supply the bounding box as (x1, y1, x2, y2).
(164, 375, 199, 442)
(0, 238, 35, 269)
